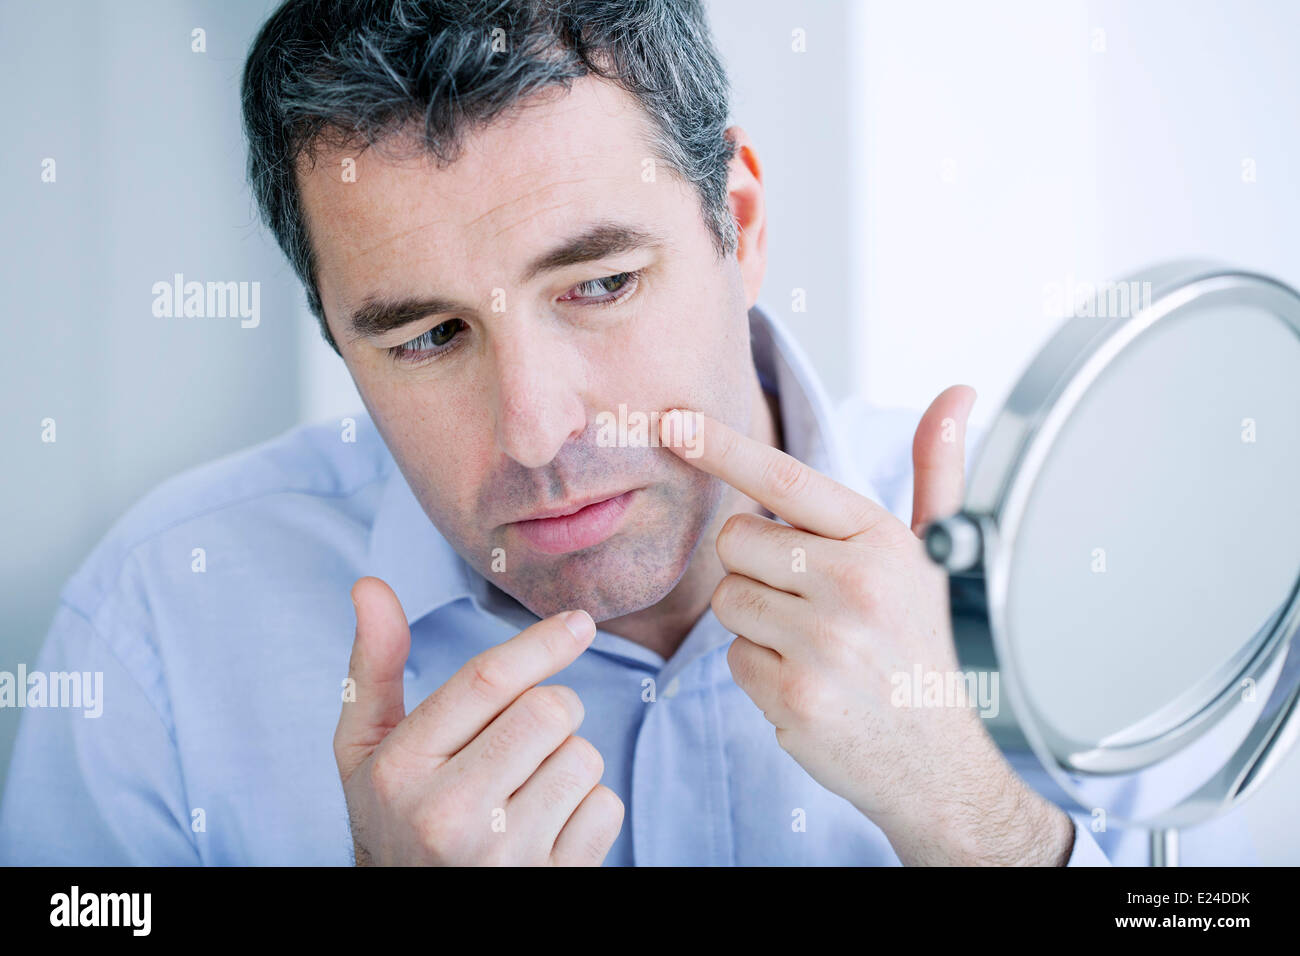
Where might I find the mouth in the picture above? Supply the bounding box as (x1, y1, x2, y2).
(509, 489, 640, 555)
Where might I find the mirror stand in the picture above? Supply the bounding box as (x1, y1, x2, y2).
(1149, 828, 1179, 867)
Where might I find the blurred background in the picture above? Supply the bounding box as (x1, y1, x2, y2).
(2, 0, 1297, 862)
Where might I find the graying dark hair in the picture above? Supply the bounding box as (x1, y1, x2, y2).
(241, 0, 739, 354)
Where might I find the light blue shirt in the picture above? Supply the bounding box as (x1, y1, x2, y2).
(0, 304, 1253, 866)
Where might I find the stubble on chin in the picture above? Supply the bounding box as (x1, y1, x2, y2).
(474, 465, 724, 622)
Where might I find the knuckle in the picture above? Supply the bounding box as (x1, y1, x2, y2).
(413, 800, 463, 853)
(717, 571, 742, 601)
(726, 638, 762, 691)
(715, 424, 741, 465)
(478, 721, 523, 765)
(875, 515, 915, 551)
(725, 637, 748, 676)
(847, 502, 888, 538)
(711, 574, 737, 611)
(717, 574, 764, 621)
(830, 558, 875, 597)
(775, 725, 794, 754)
(728, 578, 770, 621)
(566, 735, 605, 780)
(762, 453, 810, 500)
(466, 652, 512, 702)
(596, 787, 626, 830)
(522, 684, 579, 732)
(584, 786, 625, 858)
(367, 752, 403, 803)
(540, 776, 579, 813)
(434, 778, 481, 834)
(331, 728, 349, 768)
(719, 511, 750, 538)
(780, 668, 826, 721)
(717, 512, 755, 554)
(540, 772, 586, 813)
(597, 784, 626, 822)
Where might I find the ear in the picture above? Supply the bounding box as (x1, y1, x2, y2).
(724, 126, 768, 309)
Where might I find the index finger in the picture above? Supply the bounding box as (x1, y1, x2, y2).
(383, 609, 596, 764)
(659, 408, 896, 540)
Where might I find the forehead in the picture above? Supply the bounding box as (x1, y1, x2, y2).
(296, 75, 687, 311)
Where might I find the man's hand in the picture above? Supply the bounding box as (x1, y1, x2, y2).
(661, 387, 1074, 866)
(334, 577, 625, 865)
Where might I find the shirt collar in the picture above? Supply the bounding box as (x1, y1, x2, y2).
(365, 454, 478, 627)
(365, 301, 879, 632)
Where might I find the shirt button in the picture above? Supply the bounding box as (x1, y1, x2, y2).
(663, 676, 681, 699)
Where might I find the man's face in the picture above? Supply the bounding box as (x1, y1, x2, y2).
(299, 75, 761, 622)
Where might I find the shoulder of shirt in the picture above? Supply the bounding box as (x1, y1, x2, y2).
(58, 410, 394, 622)
(833, 395, 990, 525)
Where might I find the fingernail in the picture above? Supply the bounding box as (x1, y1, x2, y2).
(660, 409, 680, 446)
(563, 609, 595, 640)
(681, 411, 697, 442)
(660, 409, 697, 449)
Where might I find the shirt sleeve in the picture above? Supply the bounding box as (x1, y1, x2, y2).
(0, 601, 201, 865)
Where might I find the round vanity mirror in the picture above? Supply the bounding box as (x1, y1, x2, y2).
(927, 261, 1300, 851)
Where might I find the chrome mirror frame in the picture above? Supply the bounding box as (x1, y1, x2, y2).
(926, 260, 1300, 835)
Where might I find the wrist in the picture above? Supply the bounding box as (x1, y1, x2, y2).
(942, 768, 1074, 866)
(882, 761, 1074, 866)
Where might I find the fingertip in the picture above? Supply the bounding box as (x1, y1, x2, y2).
(350, 576, 410, 647)
(561, 609, 596, 642)
(942, 384, 977, 414)
(923, 385, 977, 439)
(660, 407, 706, 461)
(351, 575, 383, 604)
(658, 408, 687, 455)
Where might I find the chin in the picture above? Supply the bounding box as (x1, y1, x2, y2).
(511, 528, 701, 622)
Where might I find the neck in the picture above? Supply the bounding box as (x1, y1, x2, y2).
(600, 376, 783, 658)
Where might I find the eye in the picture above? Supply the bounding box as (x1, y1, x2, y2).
(559, 270, 642, 306)
(389, 318, 466, 362)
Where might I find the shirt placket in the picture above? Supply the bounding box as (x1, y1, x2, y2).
(629, 636, 735, 866)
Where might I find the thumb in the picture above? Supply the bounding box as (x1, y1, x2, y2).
(334, 575, 411, 781)
(910, 385, 977, 538)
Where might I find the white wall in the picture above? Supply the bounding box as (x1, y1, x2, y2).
(854, 0, 1300, 425)
(855, 0, 1100, 426)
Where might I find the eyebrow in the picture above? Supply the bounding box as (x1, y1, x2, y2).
(346, 221, 666, 341)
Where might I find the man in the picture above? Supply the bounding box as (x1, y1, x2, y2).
(1, 0, 1108, 865)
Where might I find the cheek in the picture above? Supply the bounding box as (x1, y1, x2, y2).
(356, 369, 496, 518)
(587, 284, 740, 409)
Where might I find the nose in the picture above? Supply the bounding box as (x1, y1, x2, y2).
(489, 324, 586, 469)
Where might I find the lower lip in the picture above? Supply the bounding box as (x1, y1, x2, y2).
(512, 490, 637, 555)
